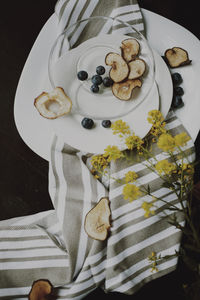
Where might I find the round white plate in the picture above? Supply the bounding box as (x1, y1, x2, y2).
(14, 9, 200, 161)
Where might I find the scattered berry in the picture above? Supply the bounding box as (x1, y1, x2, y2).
(171, 72, 183, 85)
(102, 120, 111, 128)
(174, 86, 184, 96)
(103, 77, 114, 87)
(77, 70, 88, 81)
(92, 74, 103, 85)
(172, 95, 184, 109)
(96, 65, 105, 75)
(90, 84, 99, 93)
(81, 118, 94, 129)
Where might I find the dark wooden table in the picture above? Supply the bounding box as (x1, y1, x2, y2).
(0, 1, 200, 299)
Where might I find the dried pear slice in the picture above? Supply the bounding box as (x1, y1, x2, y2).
(128, 58, 146, 79)
(34, 87, 72, 119)
(112, 79, 142, 101)
(105, 52, 129, 83)
(164, 47, 192, 68)
(84, 197, 111, 241)
(29, 279, 53, 300)
(121, 38, 140, 62)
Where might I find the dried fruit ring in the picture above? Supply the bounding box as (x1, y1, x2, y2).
(34, 87, 72, 119)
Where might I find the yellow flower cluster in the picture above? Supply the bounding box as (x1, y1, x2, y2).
(125, 133, 144, 151)
(147, 110, 164, 124)
(125, 171, 138, 183)
(103, 145, 124, 162)
(147, 110, 166, 137)
(91, 155, 109, 171)
(157, 133, 175, 152)
(157, 132, 191, 152)
(174, 132, 190, 147)
(155, 159, 176, 175)
(122, 183, 141, 202)
(142, 198, 156, 218)
(148, 251, 160, 273)
(181, 163, 194, 181)
(111, 120, 131, 137)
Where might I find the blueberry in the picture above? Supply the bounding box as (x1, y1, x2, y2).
(77, 70, 88, 81)
(81, 118, 94, 129)
(90, 84, 99, 93)
(96, 65, 105, 75)
(174, 86, 184, 96)
(102, 120, 111, 128)
(171, 72, 183, 85)
(92, 74, 103, 85)
(172, 95, 184, 109)
(103, 77, 114, 87)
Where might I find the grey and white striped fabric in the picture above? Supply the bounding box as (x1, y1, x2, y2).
(0, 1, 196, 299)
(55, 0, 145, 36)
(0, 111, 195, 299)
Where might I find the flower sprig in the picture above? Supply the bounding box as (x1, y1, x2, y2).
(90, 109, 199, 290)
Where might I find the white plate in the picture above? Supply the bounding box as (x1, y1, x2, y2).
(14, 9, 200, 161)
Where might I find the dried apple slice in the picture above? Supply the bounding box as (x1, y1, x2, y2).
(112, 79, 142, 101)
(164, 47, 191, 68)
(128, 58, 146, 79)
(121, 38, 140, 62)
(84, 197, 111, 241)
(29, 279, 53, 300)
(34, 87, 72, 119)
(105, 52, 129, 83)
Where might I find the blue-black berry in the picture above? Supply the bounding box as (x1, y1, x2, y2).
(172, 95, 184, 109)
(81, 118, 94, 129)
(102, 120, 111, 128)
(92, 74, 103, 85)
(90, 84, 99, 93)
(103, 77, 114, 87)
(174, 86, 184, 96)
(77, 70, 88, 81)
(172, 73, 183, 85)
(96, 65, 105, 75)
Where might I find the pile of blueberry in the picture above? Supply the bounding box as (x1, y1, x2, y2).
(77, 65, 113, 93)
(171, 72, 184, 109)
(77, 65, 113, 129)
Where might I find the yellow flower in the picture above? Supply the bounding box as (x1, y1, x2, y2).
(181, 163, 194, 180)
(182, 163, 194, 173)
(174, 132, 190, 147)
(125, 171, 138, 183)
(157, 133, 175, 152)
(147, 109, 164, 124)
(147, 110, 167, 137)
(142, 199, 156, 217)
(91, 155, 109, 171)
(123, 183, 141, 202)
(103, 145, 123, 162)
(155, 159, 176, 175)
(111, 120, 131, 136)
(148, 251, 160, 273)
(125, 133, 144, 151)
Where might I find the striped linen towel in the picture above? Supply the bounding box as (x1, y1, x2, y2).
(0, 1, 196, 299)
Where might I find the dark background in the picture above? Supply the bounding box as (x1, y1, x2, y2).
(0, 1, 200, 299)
